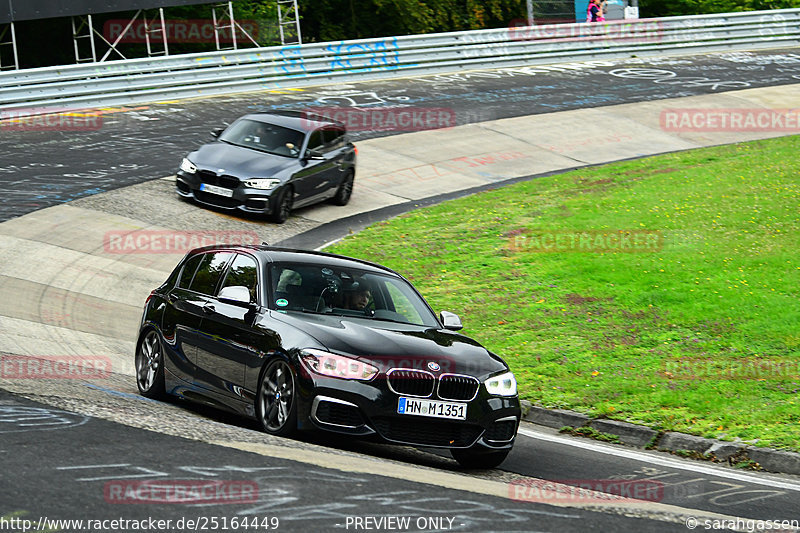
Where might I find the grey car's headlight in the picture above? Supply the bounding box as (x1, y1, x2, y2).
(485, 371, 517, 396)
(179, 158, 197, 174)
(244, 178, 281, 190)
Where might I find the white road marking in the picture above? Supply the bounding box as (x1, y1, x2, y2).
(517, 426, 800, 492)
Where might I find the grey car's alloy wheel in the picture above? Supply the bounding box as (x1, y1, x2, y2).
(270, 187, 293, 224)
(332, 171, 354, 206)
(136, 330, 166, 399)
(257, 359, 297, 436)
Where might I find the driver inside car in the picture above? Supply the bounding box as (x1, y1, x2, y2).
(343, 285, 371, 311)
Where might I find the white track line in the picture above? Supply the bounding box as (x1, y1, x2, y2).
(517, 426, 800, 493)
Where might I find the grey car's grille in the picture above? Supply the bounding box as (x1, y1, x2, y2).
(387, 369, 435, 398)
(197, 170, 239, 190)
(437, 374, 480, 401)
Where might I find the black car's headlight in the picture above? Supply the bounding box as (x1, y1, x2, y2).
(484, 371, 517, 396)
(180, 158, 197, 174)
(300, 349, 378, 381)
(244, 178, 280, 190)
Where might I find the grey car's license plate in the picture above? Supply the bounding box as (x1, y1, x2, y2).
(199, 183, 233, 197)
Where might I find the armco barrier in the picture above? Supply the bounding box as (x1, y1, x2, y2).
(0, 9, 798, 116)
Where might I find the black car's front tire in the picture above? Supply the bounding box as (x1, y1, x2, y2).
(331, 171, 354, 206)
(451, 447, 510, 469)
(269, 187, 293, 224)
(135, 330, 166, 399)
(256, 359, 298, 436)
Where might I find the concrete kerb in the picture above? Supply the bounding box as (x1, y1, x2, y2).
(520, 400, 800, 476)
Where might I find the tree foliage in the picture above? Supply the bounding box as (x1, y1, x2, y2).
(299, 0, 528, 42)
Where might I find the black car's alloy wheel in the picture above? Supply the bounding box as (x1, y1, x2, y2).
(332, 171, 354, 206)
(257, 359, 297, 436)
(270, 187, 293, 224)
(136, 330, 166, 399)
(450, 448, 510, 469)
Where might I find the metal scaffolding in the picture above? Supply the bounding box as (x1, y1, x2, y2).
(1, 1, 300, 70)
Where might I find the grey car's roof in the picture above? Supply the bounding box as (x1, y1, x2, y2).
(242, 111, 343, 133)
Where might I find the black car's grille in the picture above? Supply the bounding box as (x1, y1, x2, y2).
(314, 401, 365, 428)
(484, 419, 517, 442)
(438, 374, 480, 401)
(372, 417, 482, 447)
(197, 170, 240, 190)
(194, 190, 240, 208)
(387, 369, 435, 397)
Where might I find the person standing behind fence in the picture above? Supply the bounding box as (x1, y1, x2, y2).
(587, 0, 601, 22)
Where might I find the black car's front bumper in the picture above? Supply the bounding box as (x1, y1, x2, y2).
(295, 367, 521, 451)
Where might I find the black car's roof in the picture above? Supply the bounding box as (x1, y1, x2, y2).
(242, 111, 344, 133)
(188, 244, 397, 276)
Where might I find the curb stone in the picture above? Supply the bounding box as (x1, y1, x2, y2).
(520, 404, 800, 476)
(589, 419, 658, 448)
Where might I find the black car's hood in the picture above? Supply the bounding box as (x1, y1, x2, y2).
(270, 311, 508, 378)
(190, 143, 296, 178)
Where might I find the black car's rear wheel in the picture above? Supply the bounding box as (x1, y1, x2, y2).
(270, 187, 293, 224)
(451, 447, 509, 469)
(256, 359, 297, 436)
(331, 171, 354, 206)
(136, 330, 166, 399)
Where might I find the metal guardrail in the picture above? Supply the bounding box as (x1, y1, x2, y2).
(1, 9, 798, 115)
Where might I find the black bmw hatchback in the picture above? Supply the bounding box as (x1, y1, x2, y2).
(175, 111, 356, 223)
(136, 245, 520, 468)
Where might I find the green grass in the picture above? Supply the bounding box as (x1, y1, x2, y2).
(330, 136, 800, 451)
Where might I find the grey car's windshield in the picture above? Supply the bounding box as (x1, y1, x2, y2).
(269, 263, 440, 328)
(219, 119, 305, 157)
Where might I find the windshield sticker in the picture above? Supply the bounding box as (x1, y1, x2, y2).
(276, 298, 288, 307)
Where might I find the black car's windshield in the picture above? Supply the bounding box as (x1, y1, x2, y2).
(219, 119, 305, 157)
(269, 263, 440, 328)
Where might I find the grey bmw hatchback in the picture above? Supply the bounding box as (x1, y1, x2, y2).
(176, 111, 356, 223)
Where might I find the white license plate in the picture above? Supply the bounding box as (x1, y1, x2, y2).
(199, 183, 234, 197)
(397, 397, 467, 420)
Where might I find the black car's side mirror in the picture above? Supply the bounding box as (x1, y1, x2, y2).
(440, 311, 463, 331)
(211, 128, 224, 139)
(218, 286, 254, 307)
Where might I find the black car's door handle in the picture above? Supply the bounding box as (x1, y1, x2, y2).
(202, 303, 216, 314)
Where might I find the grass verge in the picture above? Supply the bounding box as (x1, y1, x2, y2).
(329, 136, 800, 451)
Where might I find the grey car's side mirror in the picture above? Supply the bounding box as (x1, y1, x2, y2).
(218, 286, 252, 306)
(440, 311, 463, 331)
(211, 128, 224, 138)
(305, 149, 325, 160)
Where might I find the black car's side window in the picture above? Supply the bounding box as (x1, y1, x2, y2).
(177, 254, 203, 288)
(189, 252, 233, 295)
(219, 254, 259, 303)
